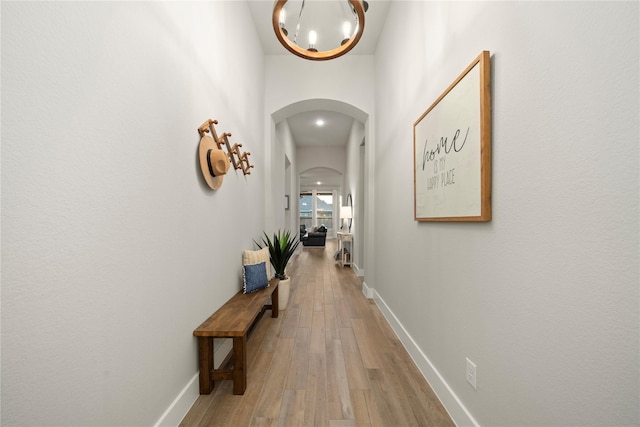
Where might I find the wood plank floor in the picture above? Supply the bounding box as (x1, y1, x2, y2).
(180, 240, 454, 427)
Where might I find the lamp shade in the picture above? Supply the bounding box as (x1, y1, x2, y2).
(340, 206, 353, 219)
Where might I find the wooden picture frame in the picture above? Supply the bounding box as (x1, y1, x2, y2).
(413, 51, 492, 222)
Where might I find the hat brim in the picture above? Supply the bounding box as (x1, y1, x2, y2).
(199, 135, 224, 190)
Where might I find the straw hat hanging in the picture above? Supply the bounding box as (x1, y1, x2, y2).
(198, 135, 230, 190)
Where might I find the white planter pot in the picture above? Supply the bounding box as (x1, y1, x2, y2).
(278, 276, 291, 310)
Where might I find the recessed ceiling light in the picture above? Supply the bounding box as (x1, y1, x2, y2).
(316, 119, 325, 127)
(317, 181, 322, 185)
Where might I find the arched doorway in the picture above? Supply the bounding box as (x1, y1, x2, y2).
(269, 98, 370, 278)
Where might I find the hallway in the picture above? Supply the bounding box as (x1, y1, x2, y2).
(180, 240, 454, 426)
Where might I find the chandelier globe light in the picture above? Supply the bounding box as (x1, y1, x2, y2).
(272, 0, 367, 61)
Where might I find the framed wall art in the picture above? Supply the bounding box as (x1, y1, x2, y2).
(413, 51, 492, 222)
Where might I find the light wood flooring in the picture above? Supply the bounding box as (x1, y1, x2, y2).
(180, 240, 454, 427)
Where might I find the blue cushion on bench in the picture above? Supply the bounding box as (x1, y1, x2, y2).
(243, 261, 269, 294)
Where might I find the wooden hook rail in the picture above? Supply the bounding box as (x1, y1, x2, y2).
(198, 119, 253, 176)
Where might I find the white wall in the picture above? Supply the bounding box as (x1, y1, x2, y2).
(373, 1, 639, 426)
(1, 2, 264, 425)
(344, 120, 365, 271)
(275, 120, 297, 233)
(265, 56, 374, 117)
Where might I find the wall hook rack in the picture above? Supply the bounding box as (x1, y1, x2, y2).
(198, 119, 254, 176)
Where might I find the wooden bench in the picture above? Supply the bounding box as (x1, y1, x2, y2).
(193, 278, 279, 395)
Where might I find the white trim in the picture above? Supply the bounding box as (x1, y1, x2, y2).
(371, 288, 480, 427)
(153, 373, 199, 427)
(353, 263, 365, 277)
(361, 281, 374, 299)
(155, 339, 234, 426)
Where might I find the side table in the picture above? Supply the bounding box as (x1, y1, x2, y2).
(337, 232, 353, 267)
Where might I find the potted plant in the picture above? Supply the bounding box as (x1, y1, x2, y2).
(256, 229, 300, 310)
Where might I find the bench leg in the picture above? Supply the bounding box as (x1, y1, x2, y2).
(197, 337, 214, 394)
(271, 285, 279, 318)
(232, 335, 247, 395)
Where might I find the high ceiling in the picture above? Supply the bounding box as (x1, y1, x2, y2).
(247, 0, 388, 186)
(248, 0, 389, 147)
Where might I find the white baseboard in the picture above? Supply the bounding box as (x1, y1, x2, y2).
(361, 281, 374, 299)
(353, 263, 365, 277)
(154, 339, 233, 426)
(154, 373, 199, 427)
(370, 288, 480, 427)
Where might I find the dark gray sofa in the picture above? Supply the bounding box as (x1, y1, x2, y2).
(301, 224, 327, 247)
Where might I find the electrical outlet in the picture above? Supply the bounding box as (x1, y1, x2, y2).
(466, 357, 477, 390)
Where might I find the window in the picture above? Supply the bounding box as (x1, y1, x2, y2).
(316, 192, 333, 229)
(299, 190, 334, 230)
(299, 192, 313, 228)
